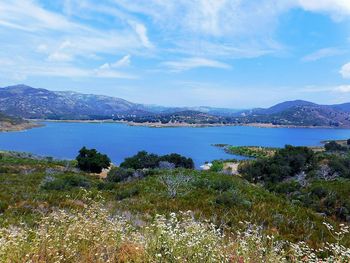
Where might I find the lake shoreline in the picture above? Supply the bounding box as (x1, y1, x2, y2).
(30, 119, 350, 129)
(0, 121, 43, 132)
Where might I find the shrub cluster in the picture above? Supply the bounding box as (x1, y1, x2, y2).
(120, 151, 194, 170)
(76, 147, 110, 173)
(41, 174, 91, 190)
(239, 145, 316, 185)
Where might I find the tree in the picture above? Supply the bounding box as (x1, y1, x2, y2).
(347, 139, 350, 146)
(325, 141, 346, 152)
(76, 147, 111, 173)
(120, 151, 159, 169)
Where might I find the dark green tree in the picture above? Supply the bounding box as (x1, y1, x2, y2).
(76, 147, 111, 173)
(325, 141, 346, 152)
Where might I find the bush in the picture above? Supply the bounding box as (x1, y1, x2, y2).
(215, 190, 251, 208)
(97, 181, 116, 190)
(239, 145, 316, 185)
(325, 141, 347, 152)
(210, 177, 236, 192)
(120, 151, 194, 170)
(41, 174, 91, 190)
(160, 153, 194, 169)
(273, 181, 301, 194)
(116, 187, 139, 200)
(210, 160, 224, 172)
(120, 151, 159, 169)
(76, 147, 111, 173)
(106, 167, 135, 183)
(328, 155, 350, 178)
(0, 201, 8, 214)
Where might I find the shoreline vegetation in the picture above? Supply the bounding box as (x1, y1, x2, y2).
(29, 119, 350, 129)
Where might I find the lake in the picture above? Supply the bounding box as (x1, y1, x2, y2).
(1, 122, 350, 167)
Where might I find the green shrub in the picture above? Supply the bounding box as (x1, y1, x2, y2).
(120, 151, 194, 169)
(273, 181, 301, 194)
(210, 177, 236, 192)
(239, 145, 316, 184)
(120, 151, 159, 169)
(41, 174, 91, 190)
(215, 190, 251, 208)
(324, 141, 347, 152)
(106, 167, 135, 183)
(210, 160, 224, 172)
(0, 201, 8, 214)
(76, 147, 110, 173)
(116, 187, 139, 200)
(97, 181, 116, 190)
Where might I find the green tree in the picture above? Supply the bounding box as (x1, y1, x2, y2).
(76, 147, 110, 173)
(325, 141, 346, 152)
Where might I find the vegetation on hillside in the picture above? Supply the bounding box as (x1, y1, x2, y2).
(1, 148, 350, 261)
(215, 144, 277, 158)
(238, 143, 350, 222)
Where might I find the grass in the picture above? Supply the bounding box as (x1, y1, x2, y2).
(0, 151, 350, 261)
(0, 199, 349, 262)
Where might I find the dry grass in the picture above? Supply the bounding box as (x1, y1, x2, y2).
(0, 196, 349, 263)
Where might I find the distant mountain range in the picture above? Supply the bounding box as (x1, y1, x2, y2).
(0, 85, 240, 119)
(0, 84, 350, 128)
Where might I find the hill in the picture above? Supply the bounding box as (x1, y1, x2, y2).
(0, 150, 349, 261)
(1, 85, 350, 127)
(0, 85, 240, 120)
(235, 100, 350, 127)
(0, 85, 141, 119)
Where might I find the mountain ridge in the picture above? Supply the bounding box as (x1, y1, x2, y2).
(1, 84, 350, 127)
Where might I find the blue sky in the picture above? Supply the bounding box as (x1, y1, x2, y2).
(1, 0, 350, 108)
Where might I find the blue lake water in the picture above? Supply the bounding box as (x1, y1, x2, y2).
(1, 122, 350, 167)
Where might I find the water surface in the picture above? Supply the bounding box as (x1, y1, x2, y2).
(1, 122, 350, 167)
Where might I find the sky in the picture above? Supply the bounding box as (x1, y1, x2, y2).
(0, 0, 350, 108)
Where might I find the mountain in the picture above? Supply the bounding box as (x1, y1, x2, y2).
(235, 100, 350, 127)
(1, 85, 350, 127)
(0, 85, 241, 120)
(0, 85, 143, 119)
(236, 100, 318, 116)
(331, 102, 350, 112)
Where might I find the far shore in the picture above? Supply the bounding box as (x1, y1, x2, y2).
(0, 122, 43, 132)
(31, 119, 350, 129)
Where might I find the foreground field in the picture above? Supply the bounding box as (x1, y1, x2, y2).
(0, 151, 349, 262)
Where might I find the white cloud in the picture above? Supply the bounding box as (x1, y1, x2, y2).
(297, 0, 350, 19)
(340, 63, 350, 78)
(302, 47, 345, 62)
(128, 21, 153, 49)
(112, 55, 131, 68)
(48, 52, 73, 62)
(334, 85, 350, 93)
(98, 55, 131, 71)
(163, 57, 231, 71)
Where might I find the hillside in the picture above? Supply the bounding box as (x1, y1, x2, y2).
(0, 85, 141, 119)
(1, 85, 350, 127)
(0, 85, 240, 120)
(235, 100, 350, 127)
(114, 110, 232, 125)
(0, 150, 349, 262)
